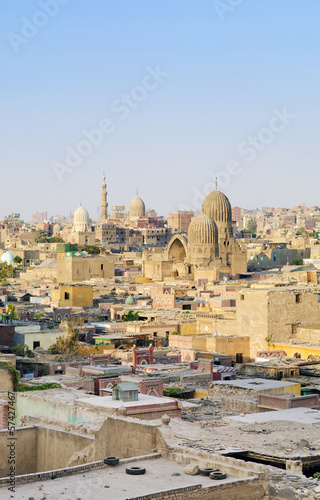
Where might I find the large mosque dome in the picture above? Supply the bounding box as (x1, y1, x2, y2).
(129, 195, 145, 218)
(202, 190, 232, 223)
(1, 251, 14, 264)
(73, 205, 90, 232)
(188, 213, 218, 245)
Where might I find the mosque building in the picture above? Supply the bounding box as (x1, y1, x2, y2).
(129, 192, 145, 219)
(142, 187, 247, 281)
(68, 204, 95, 245)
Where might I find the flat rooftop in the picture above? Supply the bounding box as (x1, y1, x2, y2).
(8, 457, 240, 500)
(76, 393, 175, 409)
(226, 407, 320, 425)
(212, 378, 299, 391)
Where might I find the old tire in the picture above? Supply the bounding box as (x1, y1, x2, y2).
(126, 466, 146, 475)
(104, 456, 119, 466)
(199, 467, 220, 476)
(209, 471, 227, 480)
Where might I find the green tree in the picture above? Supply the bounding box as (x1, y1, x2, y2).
(0, 263, 14, 282)
(34, 229, 49, 243)
(296, 228, 307, 236)
(48, 236, 64, 243)
(247, 219, 257, 234)
(82, 245, 100, 255)
(123, 310, 140, 322)
(13, 255, 22, 264)
(293, 258, 304, 266)
(48, 321, 82, 358)
(7, 304, 19, 320)
(11, 344, 33, 357)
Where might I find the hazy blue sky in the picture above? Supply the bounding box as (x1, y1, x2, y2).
(1, 1, 320, 221)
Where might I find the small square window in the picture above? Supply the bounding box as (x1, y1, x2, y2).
(296, 294, 301, 303)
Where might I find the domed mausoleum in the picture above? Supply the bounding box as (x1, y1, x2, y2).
(202, 190, 232, 223)
(1, 251, 14, 264)
(202, 189, 233, 246)
(129, 195, 145, 218)
(72, 205, 90, 233)
(125, 295, 136, 306)
(142, 186, 247, 281)
(188, 212, 218, 266)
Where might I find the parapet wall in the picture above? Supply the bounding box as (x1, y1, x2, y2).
(257, 393, 319, 410)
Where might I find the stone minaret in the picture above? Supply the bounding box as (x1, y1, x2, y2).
(100, 173, 108, 222)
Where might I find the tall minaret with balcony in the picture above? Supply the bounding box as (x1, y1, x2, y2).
(100, 173, 108, 223)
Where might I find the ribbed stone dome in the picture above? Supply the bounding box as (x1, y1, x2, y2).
(202, 190, 232, 223)
(188, 213, 217, 245)
(129, 195, 145, 218)
(73, 205, 89, 232)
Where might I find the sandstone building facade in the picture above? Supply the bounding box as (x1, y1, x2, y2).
(143, 188, 247, 280)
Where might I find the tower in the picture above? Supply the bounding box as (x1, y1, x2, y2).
(100, 173, 108, 222)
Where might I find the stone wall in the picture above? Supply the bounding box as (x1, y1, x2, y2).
(0, 369, 13, 393)
(37, 426, 95, 471)
(236, 288, 320, 358)
(0, 427, 38, 477)
(221, 395, 261, 415)
(0, 400, 8, 430)
(95, 416, 158, 459)
(125, 480, 267, 500)
(296, 326, 320, 344)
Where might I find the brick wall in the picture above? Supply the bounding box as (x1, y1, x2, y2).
(63, 379, 95, 393)
(98, 377, 120, 396)
(154, 355, 181, 365)
(197, 359, 214, 380)
(90, 354, 111, 365)
(0, 325, 14, 346)
(257, 393, 319, 410)
(139, 379, 163, 397)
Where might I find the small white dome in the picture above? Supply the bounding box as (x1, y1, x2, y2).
(73, 205, 89, 232)
(1, 251, 14, 264)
